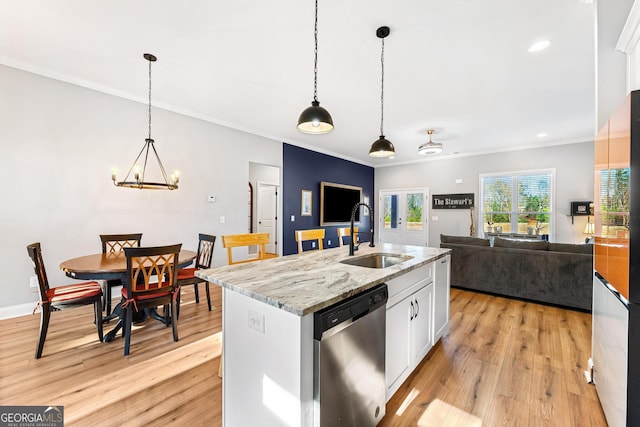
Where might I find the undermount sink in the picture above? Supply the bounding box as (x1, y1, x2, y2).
(340, 253, 414, 269)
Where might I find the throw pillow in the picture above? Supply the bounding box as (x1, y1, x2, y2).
(493, 237, 549, 250)
(440, 234, 490, 247)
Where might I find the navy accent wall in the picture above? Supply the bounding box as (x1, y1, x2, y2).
(283, 143, 375, 255)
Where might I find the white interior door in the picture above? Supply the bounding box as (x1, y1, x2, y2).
(379, 189, 429, 246)
(257, 183, 278, 254)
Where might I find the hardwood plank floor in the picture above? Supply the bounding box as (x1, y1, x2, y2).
(0, 286, 606, 426)
(380, 289, 607, 427)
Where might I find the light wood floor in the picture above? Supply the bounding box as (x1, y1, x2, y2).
(0, 286, 606, 426)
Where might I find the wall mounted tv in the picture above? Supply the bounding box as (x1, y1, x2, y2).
(320, 181, 363, 226)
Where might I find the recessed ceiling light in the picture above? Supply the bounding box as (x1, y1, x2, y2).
(537, 132, 548, 138)
(528, 40, 550, 53)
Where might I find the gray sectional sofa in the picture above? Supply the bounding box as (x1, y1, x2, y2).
(439, 234, 593, 311)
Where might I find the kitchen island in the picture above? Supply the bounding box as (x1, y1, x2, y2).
(197, 243, 450, 427)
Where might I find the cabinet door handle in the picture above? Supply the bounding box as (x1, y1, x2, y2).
(414, 298, 419, 317)
(410, 301, 414, 320)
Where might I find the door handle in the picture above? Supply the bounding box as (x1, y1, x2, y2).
(410, 301, 414, 320)
(414, 298, 419, 317)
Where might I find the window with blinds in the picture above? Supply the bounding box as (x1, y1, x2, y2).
(480, 169, 555, 236)
(599, 167, 630, 235)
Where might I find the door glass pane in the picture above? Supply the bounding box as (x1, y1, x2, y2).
(405, 193, 423, 231)
(383, 195, 398, 229)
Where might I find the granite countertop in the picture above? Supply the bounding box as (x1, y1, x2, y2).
(196, 243, 450, 316)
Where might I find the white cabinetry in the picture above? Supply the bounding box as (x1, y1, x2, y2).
(385, 264, 434, 400)
(433, 254, 451, 343)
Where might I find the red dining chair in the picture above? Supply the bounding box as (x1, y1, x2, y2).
(27, 242, 104, 359)
(177, 234, 216, 317)
(122, 244, 181, 356)
(99, 233, 143, 315)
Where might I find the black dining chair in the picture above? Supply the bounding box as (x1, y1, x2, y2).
(122, 244, 181, 356)
(99, 233, 143, 315)
(177, 233, 216, 316)
(27, 242, 104, 359)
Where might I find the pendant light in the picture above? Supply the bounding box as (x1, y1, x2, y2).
(112, 53, 180, 190)
(369, 26, 395, 158)
(297, 0, 334, 134)
(418, 129, 444, 155)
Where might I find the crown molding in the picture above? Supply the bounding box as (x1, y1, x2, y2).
(616, 1, 640, 54)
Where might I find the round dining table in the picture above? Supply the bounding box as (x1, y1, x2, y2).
(60, 249, 196, 342)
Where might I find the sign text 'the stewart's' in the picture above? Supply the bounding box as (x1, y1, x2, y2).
(432, 193, 475, 209)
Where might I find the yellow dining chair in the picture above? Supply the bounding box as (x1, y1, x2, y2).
(337, 226, 358, 247)
(295, 229, 325, 253)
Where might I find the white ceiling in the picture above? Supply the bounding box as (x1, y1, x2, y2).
(0, 0, 596, 166)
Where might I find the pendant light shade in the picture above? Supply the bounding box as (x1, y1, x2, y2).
(297, 0, 333, 134)
(112, 53, 179, 190)
(297, 100, 334, 133)
(418, 129, 444, 155)
(369, 136, 396, 157)
(369, 26, 395, 158)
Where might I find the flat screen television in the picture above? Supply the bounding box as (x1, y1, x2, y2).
(320, 181, 362, 225)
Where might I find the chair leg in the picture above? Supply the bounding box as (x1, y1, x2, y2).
(205, 283, 212, 311)
(193, 283, 200, 303)
(123, 306, 133, 356)
(176, 289, 182, 320)
(171, 301, 179, 342)
(35, 304, 51, 359)
(95, 299, 104, 342)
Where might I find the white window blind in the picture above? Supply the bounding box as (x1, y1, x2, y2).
(480, 169, 555, 237)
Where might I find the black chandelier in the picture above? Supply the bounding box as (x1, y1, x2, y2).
(112, 53, 179, 190)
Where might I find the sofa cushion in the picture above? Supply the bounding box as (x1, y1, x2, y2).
(440, 234, 490, 246)
(493, 237, 549, 250)
(548, 242, 593, 255)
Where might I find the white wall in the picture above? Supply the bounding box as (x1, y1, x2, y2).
(0, 65, 282, 310)
(375, 142, 594, 246)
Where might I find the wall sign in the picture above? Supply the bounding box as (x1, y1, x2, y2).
(432, 193, 475, 209)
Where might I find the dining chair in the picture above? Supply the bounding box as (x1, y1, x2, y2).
(337, 226, 358, 247)
(177, 233, 216, 316)
(99, 233, 143, 315)
(27, 242, 104, 359)
(222, 233, 270, 265)
(122, 244, 181, 356)
(295, 229, 325, 253)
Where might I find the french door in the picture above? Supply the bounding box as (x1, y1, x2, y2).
(379, 189, 429, 246)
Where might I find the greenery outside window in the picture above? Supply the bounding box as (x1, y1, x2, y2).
(480, 169, 555, 237)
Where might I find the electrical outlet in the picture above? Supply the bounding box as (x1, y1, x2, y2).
(248, 310, 265, 333)
(312, 241, 316, 248)
(328, 240, 331, 246)
(220, 216, 225, 224)
(291, 215, 295, 222)
(29, 276, 38, 288)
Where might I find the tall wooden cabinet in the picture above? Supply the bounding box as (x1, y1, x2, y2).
(592, 90, 640, 426)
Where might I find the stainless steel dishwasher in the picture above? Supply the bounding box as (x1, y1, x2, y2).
(313, 283, 388, 426)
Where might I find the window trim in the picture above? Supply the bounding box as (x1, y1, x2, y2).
(479, 168, 556, 240)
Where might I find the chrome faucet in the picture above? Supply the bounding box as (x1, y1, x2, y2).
(349, 202, 375, 256)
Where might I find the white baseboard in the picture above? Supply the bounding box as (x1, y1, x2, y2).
(0, 302, 37, 320)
